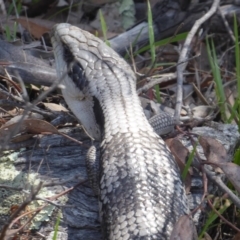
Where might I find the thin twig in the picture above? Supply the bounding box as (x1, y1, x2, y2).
(0, 185, 23, 191)
(175, 0, 220, 121)
(137, 73, 176, 94)
(59, 132, 83, 146)
(204, 167, 240, 209)
(34, 196, 74, 208)
(42, 175, 86, 187)
(218, 7, 235, 43)
(0, 182, 43, 240)
(190, 133, 240, 209)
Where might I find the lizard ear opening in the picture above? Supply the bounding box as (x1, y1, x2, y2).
(93, 96, 105, 135)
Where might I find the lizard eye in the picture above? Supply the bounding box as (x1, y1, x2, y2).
(63, 43, 89, 91)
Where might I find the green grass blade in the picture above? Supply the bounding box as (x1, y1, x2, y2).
(234, 14, 240, 130)
(52, 213, 61, 240)
(182, 140, 198, 180)
(206, 37, 227, 121)
(7, 1, 14, 15)
(210, 39, 226, 115)
(99, 9, 110, 47)
(124, 27, 144, 59)
(234, 14, 240, 94)
(227, 101, 239, 124)
(13, 21, 17, 41)
(147, 0, 160, 102)
(233, 148, 240, 165)
(198, 199, 231, 239)
(147, 0, 155, 65)
(5, 25, 11, 41)
(136, 32, 188, 55)
(17, 0, 22, 14)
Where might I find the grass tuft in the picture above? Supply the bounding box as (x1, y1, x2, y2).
(234, 14, 240, 130)
(52, 213, 61, 240)
(182, 140, 198, 181)
(147, 0, 160, 102)
(99, 9, 110, 47)
(198, 198, 231, 239)
(206, 37, 227, 122)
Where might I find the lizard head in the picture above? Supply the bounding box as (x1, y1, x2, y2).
(51, 23, 136, 141)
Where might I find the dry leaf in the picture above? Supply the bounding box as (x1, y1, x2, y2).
(43, 102, 68, 112)
(23, 119, 59, 134)
(199, 136, 228, 164)
(233, 232, 240, 240)
(0, 121, 26, 142)
(217, 162, 240, 194)
(199, 136, 227, 163)
(11, 133, 35, 143)
(199, 136, 240, 194)
(170, 215, 197, 240)
(166, 138, 189, 170)
(16, 17, 55, 39)
(0, 119, 59, 143)
(166, 138, 191, 193)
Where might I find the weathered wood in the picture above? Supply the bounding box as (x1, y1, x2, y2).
(0, 128, 102, 239)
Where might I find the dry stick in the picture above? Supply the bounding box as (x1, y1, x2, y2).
(175, 0, 221, 122)
(187, 134, 240, 222)
(42, 174, 85, 187)
(59, 132, 83, 146)
(218, 6, 235, 43)
(204, 166, 240, 209)
(14, 71, 29, 102)
(136, 54, 198, 94)
(5, 211, 41, 239)
(4, 69, 22, 93)
(191, 82, 210, 105)
(35, 196, 73, 208)
(137, 73, 177, 94)
(189, 134, 240, 209)
(0, 0, 7, 15)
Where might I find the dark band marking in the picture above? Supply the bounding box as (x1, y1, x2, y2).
(93, 96, 105, 134)
(63, 43, 89, 91)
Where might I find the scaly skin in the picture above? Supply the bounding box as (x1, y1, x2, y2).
(51, 23, 189, 239)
